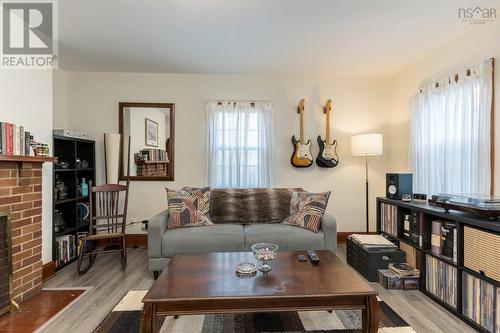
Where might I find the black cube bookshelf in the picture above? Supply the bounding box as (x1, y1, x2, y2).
(52, 135, 95, 270)
(377, 197, 500, 333)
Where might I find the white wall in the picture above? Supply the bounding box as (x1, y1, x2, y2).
(0, 70, 53, 264)
(386, 22, 500, 196)
(64, 71, 389, 233)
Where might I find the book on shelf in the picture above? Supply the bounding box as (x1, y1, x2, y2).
(0, 122, 32, 157)
(440, 223, 457, 263)
(77, 231, 89, 255)
(380, 203, 397, 236)
(431, 220, 443, 255)
(462, 272, 497, 332)
(55, 234, 76, 267)
(426, 254, 457, 308)
(138, 148, 168, 162)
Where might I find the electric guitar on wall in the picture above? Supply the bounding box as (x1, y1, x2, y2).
(316, 99, 339, 168)
(291, 99, 313, 168)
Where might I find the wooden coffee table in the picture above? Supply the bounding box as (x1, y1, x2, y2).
(141, 250, 379, 332)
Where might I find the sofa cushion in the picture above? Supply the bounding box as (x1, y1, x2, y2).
(166, 187, 213, 229)
(282, 191, 331, 232)
(210, 188, 303, 224)
(243, 224, 325, 251)
(162, 224, 244, 257)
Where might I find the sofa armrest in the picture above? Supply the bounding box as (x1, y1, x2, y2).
(322, 213, 337, 253)
(148, 209, 169, 258)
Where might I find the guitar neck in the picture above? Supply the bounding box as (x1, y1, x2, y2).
(299, 109, 304, 144)
(326, 109, 330, 143)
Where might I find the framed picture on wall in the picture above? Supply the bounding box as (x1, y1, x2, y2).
(145, 118, 158, 147)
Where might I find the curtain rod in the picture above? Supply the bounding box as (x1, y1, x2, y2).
(214, 100, 272, 107)
(419, 58, 494, 93)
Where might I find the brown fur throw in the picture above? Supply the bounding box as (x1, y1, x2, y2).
(210, 188, 303, 224)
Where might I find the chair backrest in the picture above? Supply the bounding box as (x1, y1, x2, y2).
(88, 180, 130, 235)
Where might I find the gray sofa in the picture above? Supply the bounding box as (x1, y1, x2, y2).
(148, 188, 337, 276)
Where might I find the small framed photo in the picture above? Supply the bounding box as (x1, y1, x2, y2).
(145, 118, 158, 147)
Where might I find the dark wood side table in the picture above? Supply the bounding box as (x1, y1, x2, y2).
(141, 251, 379, 333)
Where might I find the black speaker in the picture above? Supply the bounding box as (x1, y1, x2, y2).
(386, 173, 413, 200)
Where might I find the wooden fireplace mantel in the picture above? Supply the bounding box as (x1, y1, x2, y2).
(0, 155, 57, 163)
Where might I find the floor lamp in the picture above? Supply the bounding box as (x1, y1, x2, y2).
(351, 133, 383, 233)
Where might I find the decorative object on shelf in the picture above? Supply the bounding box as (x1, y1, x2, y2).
(351, 133, 383, 233)
(53, 129, 88, 139)
(53, 210, 65, 233)
(316, 99, 339, 168)
(412, 193, 427, 203)
(402, 193, 412, 201)
(386, 173, 413, 200)
(145, 118, 159, 147)
(235, 262, 257, 277)
(80, 178, 88, 197)
(251, 242, 278, 272)
(81, 160, 89, 169)
(75, 158, 81, 169)
(104, 133, 121, 184)
(429, 194, 500, 220)
(76, 203, 89, 225)
(54, 175, 68, 200)
(55, 161, 69, 169)
(32, 142, 49, 157)
(291, 99, 313, 168)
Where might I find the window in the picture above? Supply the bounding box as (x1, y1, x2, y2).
(206, 101, 274, 188)
(410, 59, 493, 196)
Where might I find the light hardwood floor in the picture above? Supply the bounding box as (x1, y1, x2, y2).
(40, 246, 475, 333)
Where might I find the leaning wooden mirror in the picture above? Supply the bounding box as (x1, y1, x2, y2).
(119, 102, 175, 181)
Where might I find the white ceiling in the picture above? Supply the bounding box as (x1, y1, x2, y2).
(58, 0, 495, 77)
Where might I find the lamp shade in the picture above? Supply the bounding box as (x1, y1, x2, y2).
(351, 133, 383, 156)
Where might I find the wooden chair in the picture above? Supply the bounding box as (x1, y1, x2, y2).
(77, 180, 130, 274)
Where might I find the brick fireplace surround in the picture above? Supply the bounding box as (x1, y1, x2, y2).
(0, 157, 54, 303)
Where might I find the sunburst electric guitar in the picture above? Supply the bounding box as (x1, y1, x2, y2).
(291, 99, 313, 168)
(316, 99, 339, 168)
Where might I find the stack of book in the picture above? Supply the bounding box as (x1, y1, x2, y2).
(0, 122, 31, 156)
(431, 220, 457, 262)
(348, 234, 397, 251)
(55, 235, 76, 267)
(462, 272, 497, 332)
(426, 254, 457, 308)
(380, 203, 397, 236)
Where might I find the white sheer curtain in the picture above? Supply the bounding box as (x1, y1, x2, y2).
(410, 59, 493, 196)
(206, 101, 274, 188)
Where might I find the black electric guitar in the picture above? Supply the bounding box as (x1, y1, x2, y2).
(316, 99, 339, 168)
(291, 99, 313, 168)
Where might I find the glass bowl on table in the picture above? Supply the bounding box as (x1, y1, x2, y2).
(251, 242, 278, 272)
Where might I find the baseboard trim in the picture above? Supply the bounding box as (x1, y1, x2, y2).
(337, 231, 377, 244)
(126, 234, 147, 247)
(42, 261, 56, 282)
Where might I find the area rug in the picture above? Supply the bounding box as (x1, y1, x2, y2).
(94, 290, 416, 333)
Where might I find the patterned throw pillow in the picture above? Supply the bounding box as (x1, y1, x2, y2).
(282, 191, 331, 233)
(166, 187, 213, 229)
